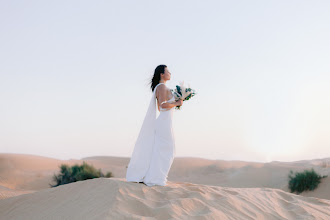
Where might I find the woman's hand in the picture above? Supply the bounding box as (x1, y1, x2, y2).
(176, 99, 183, 106)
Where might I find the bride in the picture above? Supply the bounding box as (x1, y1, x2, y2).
(126, 65, 183, 186)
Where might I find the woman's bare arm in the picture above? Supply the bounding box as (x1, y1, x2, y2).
(157, 85, 180, 110)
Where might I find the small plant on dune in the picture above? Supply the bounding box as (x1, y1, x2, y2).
(288, 168, 327, 194)
(50, 161, 113, 187)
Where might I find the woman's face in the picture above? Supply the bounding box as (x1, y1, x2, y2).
(162, 67, 171, 80)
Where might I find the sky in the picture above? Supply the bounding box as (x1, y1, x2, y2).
(1, 0, 330, 163)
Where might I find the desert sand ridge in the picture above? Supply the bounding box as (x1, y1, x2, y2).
(0, 177, 330, 220)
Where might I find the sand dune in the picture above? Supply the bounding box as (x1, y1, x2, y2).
(0, 185, 35, 200)
(0, 153, 329, 201)
(0, 153, 82, 191)
(0, 178, 329, 220)
(1, 153, 329, 219)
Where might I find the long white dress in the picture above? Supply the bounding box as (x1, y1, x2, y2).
(126, 82, 176, 186)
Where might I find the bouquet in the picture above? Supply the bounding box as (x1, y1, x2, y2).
(170, 81, 196, 110)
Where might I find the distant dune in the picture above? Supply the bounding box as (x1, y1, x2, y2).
(0, 153, 329, 200)
(0, 153, 329, 219)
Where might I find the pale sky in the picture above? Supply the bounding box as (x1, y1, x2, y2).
(1, 0, 330, 163)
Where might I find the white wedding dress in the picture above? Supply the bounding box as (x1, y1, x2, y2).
(126, 82, 176, 186)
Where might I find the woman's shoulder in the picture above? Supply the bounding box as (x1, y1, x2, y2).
(155, 83, 168, 92)
(155, 84, 171, 99)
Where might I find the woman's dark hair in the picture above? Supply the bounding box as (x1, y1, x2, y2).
(150, 64, 167, 92)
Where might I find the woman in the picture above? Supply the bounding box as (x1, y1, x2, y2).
(126, 65, 183, 186)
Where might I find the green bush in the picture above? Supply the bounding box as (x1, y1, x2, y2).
(50, 161, 113, 187)
(288, 168, 327, 193)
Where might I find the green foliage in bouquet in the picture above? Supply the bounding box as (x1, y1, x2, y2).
(50, 161, 113, 187)
(183, 88, 194, 101)
(176, 85, 182, 96)
(288, 168, 327, 193)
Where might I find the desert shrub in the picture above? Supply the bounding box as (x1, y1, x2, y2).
(50, 161, 113, 187)
(288, 168, 327, 193)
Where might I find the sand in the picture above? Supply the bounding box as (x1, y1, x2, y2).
(0, 153, 329, 219)
(0, 177, 329, 219)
